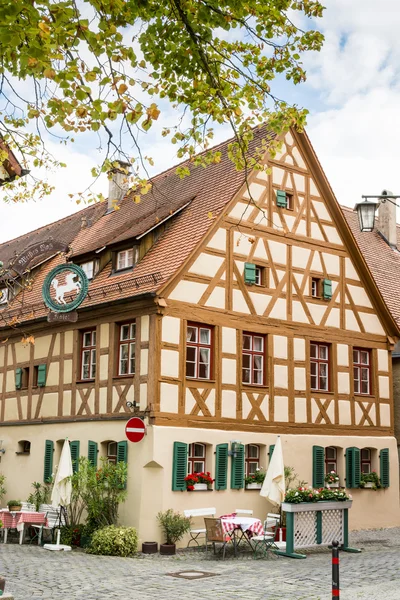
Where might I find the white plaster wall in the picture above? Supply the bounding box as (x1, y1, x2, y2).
(205, 287, 226, 309)
(345, 257, 360, 281)
(268, 240, 287, 264)
(189, 253, 225, 278)
(274, 365, 288, 388)
(359, 313, 385, 336)
(160, 382, 179, 413)
(242, 182, 265, 202)
(161, 349, 179, 378)
(162, 316, 180, 344)
(295, 397, 307, 423)
(294, 338, 305, 360)
(248, 292, 272, 316)
(222, 328, 236, 354)
(347, 285, 373, 309)
(207, 228, 226, 251)
(322, 253, 340, 276)
(228, 201, 253, 221)
(222, 358, 236, 385)
(168, 280, 208, 303)
(274, 396, 288, 422)
(273, 336, 288, 359)
(337, 344, 349, 366)
(339, 401, 351, 425)
(140, 349, 148, 376)
(377, 349, 389, 372)
(141, 316, 150, 343)
(338, 373, 350, 394)
(380, 403, 391, 427)
(291, 247, 311, 270)
(100, 324, 109, 348)
(379, 376, 390, 399)
(221, 390, 237, 419)
(294, 368, 306, 391)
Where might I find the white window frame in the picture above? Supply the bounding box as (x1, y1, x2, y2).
(245, 444, 260, 476)
(188, 443, 206, 474)
(80, 261, 96, 280)
(81, 330, 96, 380)
(118, 322, 136, 376)
(116, 248, 138, 271)
(353, 348, 371, 395)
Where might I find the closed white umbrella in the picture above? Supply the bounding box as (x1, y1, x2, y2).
(51, 439, 73, 507)
(45, 439, 73, 551)
(260, 435, 285, 505)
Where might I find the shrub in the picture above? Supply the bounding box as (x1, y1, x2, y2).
(27, 481, 52, 511)
(284, 486, 351, 503)
(0, 475, 6, 502)
(7, 499, 21, 508)
(86, 525, 138, 557)
(157, 509, 191, 545)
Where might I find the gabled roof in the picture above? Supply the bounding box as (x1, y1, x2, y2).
(343, 206, 400, 326)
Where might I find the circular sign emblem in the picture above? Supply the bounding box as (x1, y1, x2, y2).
(42, 264, 89, 313)
(125, 417, 146, 443)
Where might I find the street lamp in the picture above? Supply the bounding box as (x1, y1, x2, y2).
(355, 191, 400, 232)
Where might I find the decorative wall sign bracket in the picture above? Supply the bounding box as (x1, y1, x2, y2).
(42, 263, 88, 316)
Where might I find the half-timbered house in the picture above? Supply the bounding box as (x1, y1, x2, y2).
(0, 127, 399, 543)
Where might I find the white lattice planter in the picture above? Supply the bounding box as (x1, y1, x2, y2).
(275, 501, 360, 559)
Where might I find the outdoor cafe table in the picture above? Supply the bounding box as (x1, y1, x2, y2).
(220, 515, 264, 554)
(0, 510, 47, 544)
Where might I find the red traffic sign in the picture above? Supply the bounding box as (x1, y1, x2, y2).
(125, 417, 146, 443)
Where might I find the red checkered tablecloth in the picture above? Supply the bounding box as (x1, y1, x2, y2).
(0, 510, 47, 531)
(220, 516, 264, 537)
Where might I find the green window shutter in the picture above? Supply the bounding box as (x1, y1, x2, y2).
(312, 445, 325, 488)
(244, 263, 256, 285)
(117, 441, 128, 464)
(323, 279, 332, 300)
(345, 447, 360, 488)
(43, 440, 54, 483)
(88, 441, 98, 468)
(380, 448, 390, 488)
(172, 442, 187, 491)
(37, 364, 47, 387)
(276, 190, 287, 208)
(230, 443, 245, 489)
(70, 441, 80, 474)
(215, 443, 228, 490)
(269, 445, 275, 460)
(15, 367, 22, 390)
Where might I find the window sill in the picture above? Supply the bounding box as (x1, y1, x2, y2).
(354, 393, 374, 399)
(15, 452, 30, 456)
(76, 379, 95, 384)
(113, 374, 135, 380)
(186, 378, 216, 384)
(310, 390, 334, 396)
(242, 384, 268, 390)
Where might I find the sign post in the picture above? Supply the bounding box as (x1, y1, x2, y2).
(125, 417, 146, 443)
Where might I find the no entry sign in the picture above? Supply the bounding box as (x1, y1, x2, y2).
(125, 417, 146, 443)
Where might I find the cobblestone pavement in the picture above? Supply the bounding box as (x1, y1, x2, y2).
(1, 528, 400, 600)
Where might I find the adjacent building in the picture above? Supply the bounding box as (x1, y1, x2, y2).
(0, 127, 399, 543)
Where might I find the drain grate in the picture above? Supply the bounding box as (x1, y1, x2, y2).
(166, 571, 219, 580)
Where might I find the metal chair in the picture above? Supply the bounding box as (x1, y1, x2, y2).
(21, 502, 35, 512)
(183, 507, 216, 547)
(31, 505, 66, 545)
(204, 518, 232, 560)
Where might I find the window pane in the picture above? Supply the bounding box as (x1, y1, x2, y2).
(127, 248, 134, 266)
(194, 443, 205, 457)
(91, 349, 96, 378)
(361, 379, 369, 394)
(200, 328, 210, 345)
(319, 345, 328, 360)
(186, 361, 196, 378)
(194, 461, 205, 473)
(310, 344, 317, 358)
(81, 261, 94, 279)
(319, 363, 327, 377)
(310, 361, 317, 376)
(243, 335, 252, 350)
(255, 268, 261, 285)
(117, 251, 126, 270)
(242, 368, 251, 383)
(253, 355, 263, 384)
(130, 323, 136, 339)
(83, 332, 92, 347)
(120, 344, 128, 360)
(242, 354, 251, 369)
(187, 326, 197, 343)
(199, 348, 210, 379)
(92, 331, 96, 346)
(186, 346, 196, 363)
(121, 325, 130, 340)
(248, 445, 259, 459)
(360, 351, 369, 365)
(248, 461, 258, 474)
(361, 368, 369, 382)
(130, 343, 135, 374)
(327, 462, 336, 472)
(311, 375, 317, 389)
(353, 350, 359, 364)
(361, 463, 370, 473)
(361, 449, 370, 460)
(319, 375, 328, 390)
(253, 336, 263, 352)
(326, 447, 336, 459)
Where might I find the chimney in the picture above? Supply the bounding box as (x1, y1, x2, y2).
(378, 189, 397, 248)
(81, 215, 87, 229)
(107, 160, 131, 213)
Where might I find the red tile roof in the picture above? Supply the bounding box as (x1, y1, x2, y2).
(342, 206, 400, 325)
(0, 126, 274, 327)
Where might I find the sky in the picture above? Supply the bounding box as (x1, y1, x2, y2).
(1, 0, 400, 244)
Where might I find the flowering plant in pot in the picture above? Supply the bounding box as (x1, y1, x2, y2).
(359, 471, 381, 490)
(245, 468, 266, 488)
(184, 472, 214, 491)
(324, 471, 340, 487)
(157, 509, 191, 555)
(7, 500, 22, 511)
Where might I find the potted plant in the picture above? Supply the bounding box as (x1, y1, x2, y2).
(359, 471, 381, 490)
(245, 468, 266, 489)
(7, 500, 22, 512)
(184, 471, 214, 491)
(324, 471, 340, 488)
(157, 509, 191, 555)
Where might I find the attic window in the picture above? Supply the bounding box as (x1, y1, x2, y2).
(80, 260, 99, 281)
(116, 248, 138, 271)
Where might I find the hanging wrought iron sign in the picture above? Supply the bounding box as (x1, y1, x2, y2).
(42, 264, 88, 318)
(11, 239, 69, 276)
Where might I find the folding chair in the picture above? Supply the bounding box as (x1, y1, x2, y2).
(204, 518, 232, 560)
(31, 505, 66, 546)
(251, 517, 279, 559)
(183, 508, 216, 547)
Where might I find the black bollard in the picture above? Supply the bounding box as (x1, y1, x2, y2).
(332, 540, 340, 598)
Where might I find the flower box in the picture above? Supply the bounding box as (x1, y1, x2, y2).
(363, 482, 374, 489)
(246, 483, 262, 490)
(326, 482, 339, 488)
(193, 483, 208, 491)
